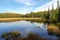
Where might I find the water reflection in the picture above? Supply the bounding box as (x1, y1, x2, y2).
(0, 20, 59, 40)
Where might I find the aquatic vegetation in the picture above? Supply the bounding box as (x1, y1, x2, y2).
(1, 31, 47, 40)
(26, 33, 47, 40)
(1, 31, 21, 40)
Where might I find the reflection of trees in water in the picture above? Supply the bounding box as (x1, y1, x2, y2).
(26, 20, 48, 29)
(47, 28, 60, 40)
(26, 19, 43, 23)
(43, 23, 47, 29)
(30, 21, 34, 24)
(48, 32, 60, 40)
(58, 37, 60, 40)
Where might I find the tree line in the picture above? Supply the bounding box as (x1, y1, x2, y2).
(0, 0, 60, 22)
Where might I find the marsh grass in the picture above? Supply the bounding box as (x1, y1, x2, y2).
(47, 25, 60, 37)
(0, 18, 44, 23)
(1, 31, 47, 40)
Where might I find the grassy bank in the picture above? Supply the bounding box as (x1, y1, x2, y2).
(47, 25, 60, 36)
(0, 18, 43, 22)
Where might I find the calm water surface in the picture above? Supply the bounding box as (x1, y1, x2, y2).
(0, 20, 59, 40)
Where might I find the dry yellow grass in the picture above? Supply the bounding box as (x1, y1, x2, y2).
(47, 25, 60, 36)
(0, 18, 42, 22)
(47, 25, 58, 31)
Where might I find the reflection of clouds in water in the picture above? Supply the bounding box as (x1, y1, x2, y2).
(0, 20, 58, 40)
(25, 28, 33, 32)
(21, 28, 34, 37)
(0, 20, 47, 34)
(34, 23, 44, 27)
(10, 21, 35, 27)
(0, 21, 34, 28)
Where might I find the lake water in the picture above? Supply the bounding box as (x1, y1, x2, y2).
(0, 20, 59, 40)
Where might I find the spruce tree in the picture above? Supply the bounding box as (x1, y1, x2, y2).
(47, 7, 50, 21)
(44, 7, 50, 24)
(57, 0, 60, 22)
(52, 3, 54, 19)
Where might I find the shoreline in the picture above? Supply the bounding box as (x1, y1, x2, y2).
(0, 18, 43, 22)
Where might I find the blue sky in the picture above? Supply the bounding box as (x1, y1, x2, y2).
(0, 0, 59, 14)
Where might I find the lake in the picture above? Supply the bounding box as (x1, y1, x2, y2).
(0, 20, 59, 40)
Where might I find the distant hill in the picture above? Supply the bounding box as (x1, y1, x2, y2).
(0, 9, 57, 18)
(0, 13, 22, 18)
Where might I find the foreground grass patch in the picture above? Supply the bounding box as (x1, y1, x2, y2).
(47, 25, 60, 36)
(1, 31, 47, 40)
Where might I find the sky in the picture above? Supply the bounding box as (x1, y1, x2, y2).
(0, 0, 60, 14)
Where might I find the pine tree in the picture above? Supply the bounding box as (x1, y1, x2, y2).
(47, 7, 50, 21)
(52, 3, 54, 19)
(44, 7, 50, 24)
(57, 0, 60, 22)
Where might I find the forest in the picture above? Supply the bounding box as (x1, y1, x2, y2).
(0, 0, 59, 23)
(0, 0, 60, 40)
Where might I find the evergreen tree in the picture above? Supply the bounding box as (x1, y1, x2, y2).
(52, 3, 54, 19)
(47, 7, 50, 21)
(57, 0, 60, 22)
(44, 7, 50, 24)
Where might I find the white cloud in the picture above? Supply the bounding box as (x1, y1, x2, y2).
(3, 7, 33, 14)
(33, 0, 60, 12)
(14, 0, 36, 6)
(20, 7, 34, 14)
(2, 0, 60, 14)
